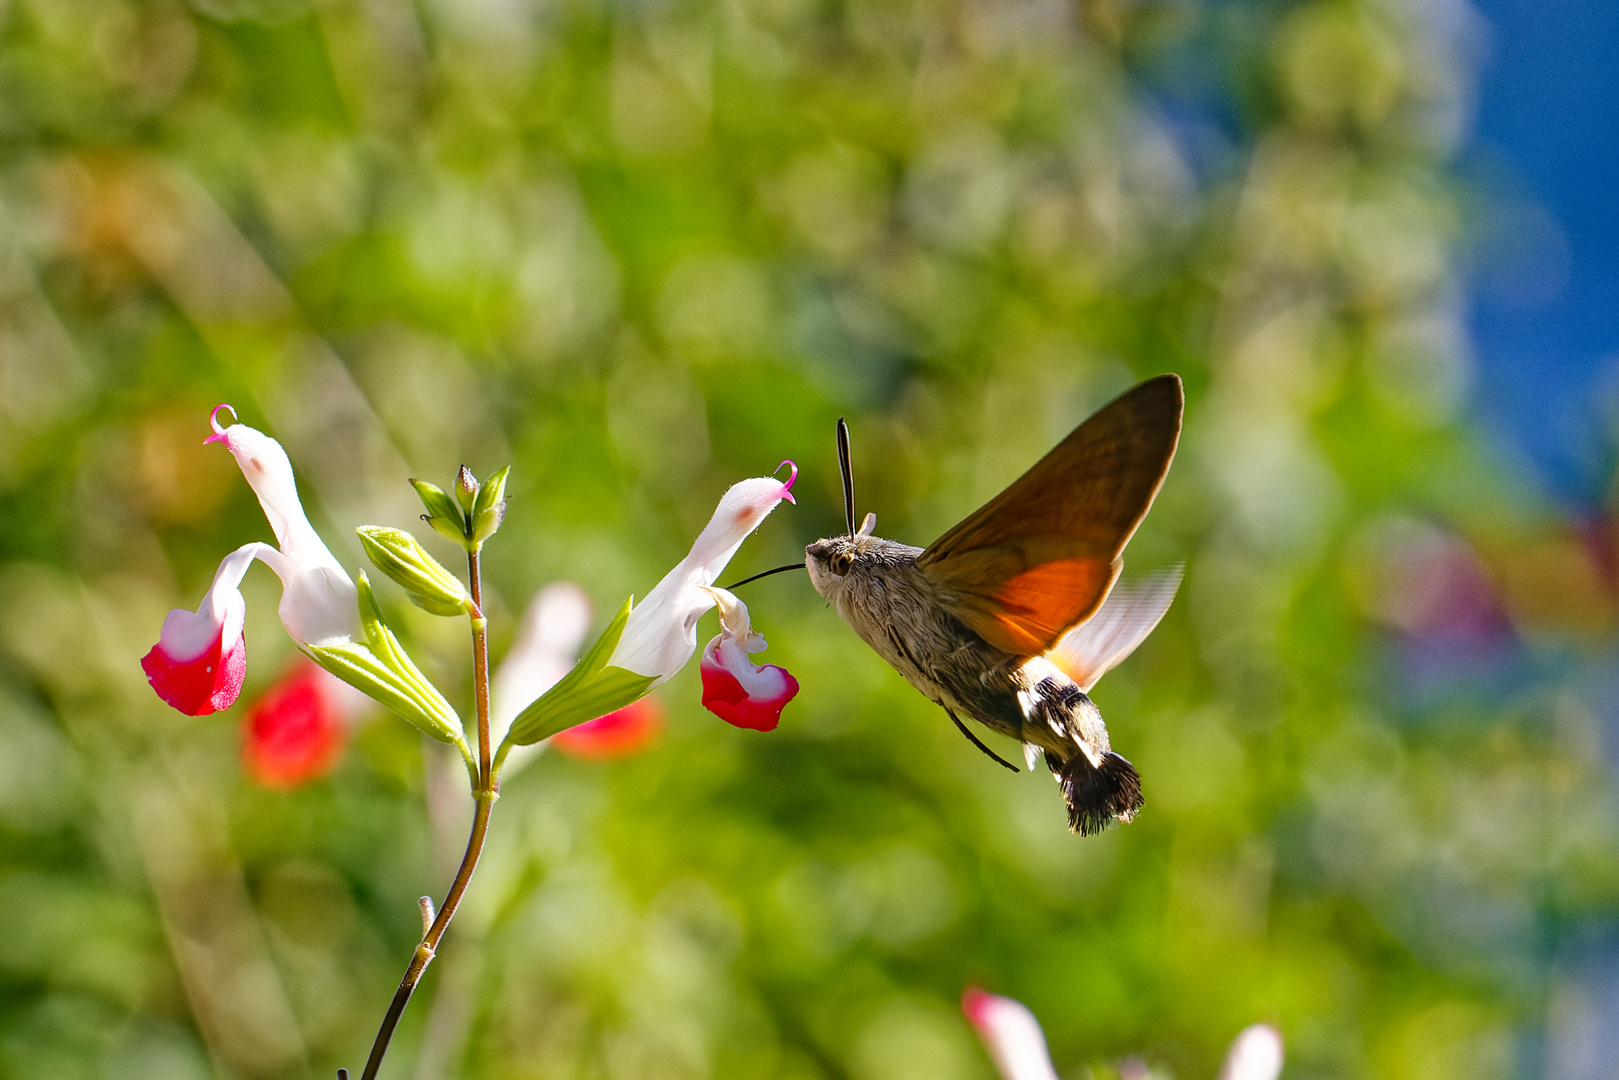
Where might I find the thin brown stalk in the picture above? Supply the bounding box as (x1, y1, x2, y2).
(355, 549, 496, 1080)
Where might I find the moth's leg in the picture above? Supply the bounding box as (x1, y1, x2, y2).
(941, 708, 1020, 773)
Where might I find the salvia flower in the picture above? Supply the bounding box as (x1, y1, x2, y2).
(500, 465, 797, 753)
(963, 988, 1284, 1080)
(491, 583, 594, 750)
(142, 406, 358, 716)
(1216, 1024, 1284, 1080)
(553, 698, 663, 759)
(961, 990, 1060, 1080)
(698, 585, 799, 731)
(143, 407, 468, 764)
(242, 662, 352, 788)
(607, 466, 797, 683)
(489, 583, 590, 775)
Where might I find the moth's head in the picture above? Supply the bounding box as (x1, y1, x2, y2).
(805, 515, 894, 599)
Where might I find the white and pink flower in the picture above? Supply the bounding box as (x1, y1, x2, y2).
(142, 406, 358, 716)
(606, 463, 797, 685)
(1217, 1024, 1284, 1080)
(961, 989, 1060, 1080)
(698, 585, 799, 732)
(496, 464, 801, 752)
(490, 582, 595, 753)
(491, 583, 665, 763)
(963, 988, 1284, 1080)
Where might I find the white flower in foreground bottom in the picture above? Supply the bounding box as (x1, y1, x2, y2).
(698, 585, 798, 732)
(962, 990, 1060, 1080)
(142, 406, 358, 716)
(963, 987, 1285, 1080)
(1216, 1024, 1283, 1080)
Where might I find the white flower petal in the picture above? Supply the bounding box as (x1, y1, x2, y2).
(209, 419, 359, 646)
(608, 472, 794, 682)
(1217, 1024, 1284, 1080)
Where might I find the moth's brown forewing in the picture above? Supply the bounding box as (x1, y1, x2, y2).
(916, 373, 1183, 656)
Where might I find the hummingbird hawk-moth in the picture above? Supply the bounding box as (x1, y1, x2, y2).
(802, 375, 1183, 834)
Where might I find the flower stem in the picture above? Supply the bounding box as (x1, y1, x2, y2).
(470, 550, 491, 785)
(355, 550, 497, 1080)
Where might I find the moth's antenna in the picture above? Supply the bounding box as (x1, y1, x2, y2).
(836, 417, 856, 537)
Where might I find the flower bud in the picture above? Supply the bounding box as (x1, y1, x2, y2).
(307, 574, 469, 759)
(356, 526, 471, 617)
(471, 465, 509, 544)
(455, 465, 478, 514)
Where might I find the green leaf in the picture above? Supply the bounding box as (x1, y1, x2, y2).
(502, 597, 655, 747)
(357, 526, 470, 616)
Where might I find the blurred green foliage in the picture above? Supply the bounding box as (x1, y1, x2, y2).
(1, 0, 1616, 1077)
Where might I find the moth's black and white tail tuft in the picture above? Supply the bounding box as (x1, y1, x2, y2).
(1049, 749, 1143, 836)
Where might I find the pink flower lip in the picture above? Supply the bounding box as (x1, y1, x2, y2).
(700, 641, 799, 731)
(141, 617, 247, 716)
(205, 403, 238, 445)
(776, 460, 798, 504)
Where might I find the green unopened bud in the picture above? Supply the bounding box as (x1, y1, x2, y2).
(454, 465, 478, 514)
(357, 526, 471, 617)
(307, 574, 470, 770)
(471, 465, 509, 544)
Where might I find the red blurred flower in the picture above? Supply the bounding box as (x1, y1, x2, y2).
(242, 663, 347, 788)
(552, 696, 663, 759)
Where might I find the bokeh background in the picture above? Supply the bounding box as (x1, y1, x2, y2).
(2, 0, 1618, 1076)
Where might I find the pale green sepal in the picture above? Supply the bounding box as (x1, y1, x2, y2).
(357, 526, 471, 616)
(410, 478, 463, 529)
(502, 597, 656, 747)
(336, 573, 469, 749)
(304, 640, 467, 753)
(471, 465, 509, 544)
(426, 514, 472, 548)
(504, 665, 655, 748)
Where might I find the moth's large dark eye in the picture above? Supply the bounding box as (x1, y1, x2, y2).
(831, 552, 853, 576)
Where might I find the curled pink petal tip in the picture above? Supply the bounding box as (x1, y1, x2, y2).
(205, 403, 238, 444)
(961, 988, 994, 1027)
(776, 460, 798, 504)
